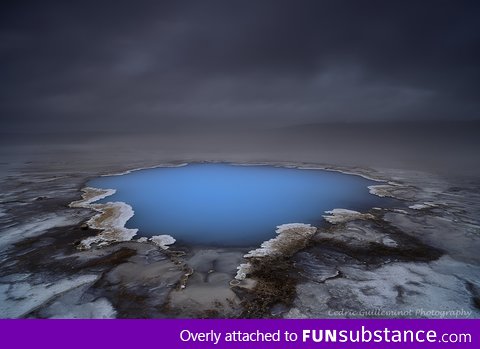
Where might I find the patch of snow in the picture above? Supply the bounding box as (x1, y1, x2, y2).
(149, 235, 176, 249)
(0, 273, 31, 283)
(44, 297, 116, 319)
(382, 237, 398, 248)
(368, 184, 396, 198)
(101, 163, 188, 177)
(0, 213, 80, 250)
(69, 187, 116, 207)
(235, 223, 317, 280)
(70, 187, 138, 249)
(78, 201, 138, 249)
(286, 258, 479, 319)
(323, 209, 374, 224)
(244, 223, 316, 258)
(409, 202, 438, 210)
(235, 263, 252, 280)
(0, 274, 99, 318)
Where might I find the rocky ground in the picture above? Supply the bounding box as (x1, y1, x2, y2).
(0, 159, 479, 318)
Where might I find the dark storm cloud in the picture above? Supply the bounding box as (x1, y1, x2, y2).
(1, 0, 480, 133)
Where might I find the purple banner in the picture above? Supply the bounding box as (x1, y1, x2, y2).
(1, 319, 477, 348)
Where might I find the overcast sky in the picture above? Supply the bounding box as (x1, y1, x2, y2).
(1, 0, 479, 134)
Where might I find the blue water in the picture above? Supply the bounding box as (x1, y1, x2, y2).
(88, 164, 383, 246)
